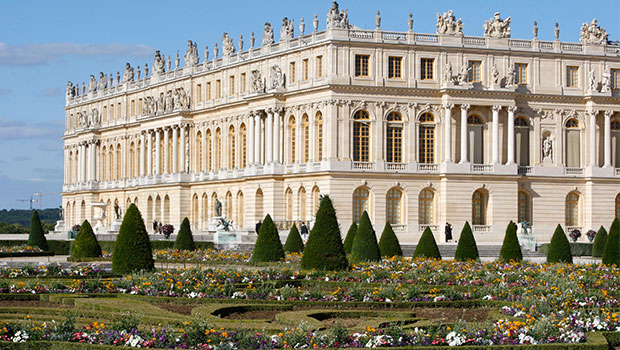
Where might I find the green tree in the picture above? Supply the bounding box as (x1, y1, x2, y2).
(112, 204, 155, 274)
(546, 224, 573, 264)
(251, 214, 285, 263)
(174, 217, 196, 250)
(350, 211, 381, 264)
(378, 222, 402, 257)
(454, 222, 479, 261)
(413, 227, 441, 259)
(591, 225, 608, 258)
(499, 221, 522, 262)
(70, 220, 102, 258)
(284, 224, 304, 253)
(343, 222, 357, 254)
(301, 195, 348, 270)
(28, 210, 48, 251)
(602, 218, 620, 266)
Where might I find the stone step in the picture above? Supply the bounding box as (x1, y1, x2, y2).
(402, 244, 545, 258)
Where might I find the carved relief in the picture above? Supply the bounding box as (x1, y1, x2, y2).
(579, 19, 608, 45)
(250, 70, 265, 93)
(269, 65, 284, 89)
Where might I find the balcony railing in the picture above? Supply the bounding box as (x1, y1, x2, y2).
(417, 163, 439, 172)
(561, 43, 582, 52)
(391, 224, 407, 232)
(385, 162, 406, 171)
(418, 224, 438, 233)
(472, 225, 491, 233)
(518, 166, 532, 175)
(383, 31, 406, 41)
(415, 34, 438, 43)
(539, 41, 554, 50)
(352, 161, 374, 170)
(509, 39, 532, 48)
(463, 36, 486, 46)
(615, 168, 620, 176)
(564, 167, 584, 175)
(472, 164, 493, 172)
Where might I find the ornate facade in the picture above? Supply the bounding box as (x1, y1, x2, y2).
(62, 3, 620, 243)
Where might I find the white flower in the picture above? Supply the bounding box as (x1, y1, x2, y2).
(446, 331, 466, 346)
(125, 334, 143, 347)
(12, 330, 29, 343)
(482, 294, 493, 300)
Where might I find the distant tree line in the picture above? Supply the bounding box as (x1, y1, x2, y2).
(0, 209, 60, 234)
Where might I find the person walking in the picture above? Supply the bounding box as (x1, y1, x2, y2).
(300, 221, 309, 242)
(255, 220, 262, 234)
(152, 220, 158, 234)
(158, 222, 163, 235)
(444, 222, 453, 242)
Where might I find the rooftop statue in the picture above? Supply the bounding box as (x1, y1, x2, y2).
(436, 10, 464, 35)
(222, 33, 235, 56)
(153, 50, 165, 74)
(184, 40, 199, 66)
(123, 63, 134, 83)
(280, 17, 294, 41)
(579, 19, 608, 45)
(98, 72, 107, 91)
(262, 22, 275, 46)
(483, 12, 511, 38)
(326, 1, 350, 29)
(87, 75, 97, 94)
(66, 81, 74, 97)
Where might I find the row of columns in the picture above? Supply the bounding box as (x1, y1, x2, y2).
(72, 140, 98, 184)
(141, 124, 188, 176)
(591, 110, 615, 168)
(247, 108, 282, 165)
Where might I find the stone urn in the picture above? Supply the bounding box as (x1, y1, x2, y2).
(91, 202, 109, 234)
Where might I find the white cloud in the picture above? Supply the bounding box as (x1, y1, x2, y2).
(0, 42, 154, 66)
(0, 118, 63, 140)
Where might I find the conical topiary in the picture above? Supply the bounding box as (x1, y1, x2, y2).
(413, 227, 441, 259)
(546, 224, 573, 264)
(350, 211, 381, 264)
(174, 217, 196, 250)
(591, 225, 608, 258)
(343, 222, 358, 254)
(28, 210, 48, 251)
(112, 204, 155, 274)
(602, 218, 620, 266)
(251, 214, 285, 263)
(284, 224, 304, 253)
(71, 220, 102, 258)
(378, 222, 402, 257)
(499, 221, 522, 262)
(455, 222, 479, 261)
(301, 195, 349, 271)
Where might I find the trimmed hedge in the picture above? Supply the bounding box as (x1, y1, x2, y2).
(343, 222, 357, 254)
(174, 217, 196, 251)
(284, 224, 304, 253)
(591, 226, 608, 258)
(454, 222, 479, 262)
(301, 195, 348, 271)
(547, 224, 573, 264)
(0, 240, 213, 256)
(70, 220, 102, 258)
(602, 218, 620, 266)
(499, 221, 522, 262)
(28, 210, 48, 251)
(413, 227, 441, 259)
(251, 214, 285, 263)
(378, 222, 402, 257)
(112, 204, 154, 274)
(350, 211, 381, 264)
(539, 242, 592, 257)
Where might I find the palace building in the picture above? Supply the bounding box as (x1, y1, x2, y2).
(61, 3, 620, 243)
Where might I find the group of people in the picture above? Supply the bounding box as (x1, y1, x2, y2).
(255, 220, 309, 242)
(152, 220, 171, 238)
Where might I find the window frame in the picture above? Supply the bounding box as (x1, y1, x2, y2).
(515, 63, 528, 85)
(355, 54, 370, 77)
(388, 56, 402, 79)
(420, 58, 435, 81)
(566, 66, 579, 88)
(469, 60, 482, 83)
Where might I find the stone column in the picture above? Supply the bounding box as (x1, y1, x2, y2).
(248, 114, 255, 165)
(588, 110, 598, 167)
(89, 141, 96, 181)
(459, 104, 469, 163)
(147, 131, 153, 175)
(492, 105, 501, 164)
(179, 124, 186, 172)
(201, 126, 207, 172)
(139, 132, 145, 176)
(79, 143, 85, 182)
(507, 106, 516, 165)
(266, 109, 273, 163)
(154, 129, 161, 175)
(274, 108, 281, 163)
(172, 126, 178, 173)
(443, 103, 454, 163)
(309, 111, 316, 162)
(163, 127, 170, 173)
(604, 111, 612, 168)
(254, 113, 261, 165)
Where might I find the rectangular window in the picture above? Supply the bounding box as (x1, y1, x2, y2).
(388, 56, 402, 79)
(303, 59, 309, 80)
(103, 106, 107, 121)
(566, 66, 579, 88)
(515, 63, 528, 85)
(196, 84, 202, 102)
(612, 69, 620, 89)
(216, 80, 221, 98)
(316, 55, 323, 78)
(469, 61, 482, 83)
(206, 82, 211, 100)
(290, 62, 296, 83)
(109, 104, 114, 120)
(117, 103, 121, 119)
(355, 55, 370, 77)
(421, 58, 434, 80)
(131, 100, 135, 116)
(240, 73, 246, 93)
(229, 76, 235, 95)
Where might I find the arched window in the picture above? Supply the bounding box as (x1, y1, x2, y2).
(192, 194, 199, 228)
(163, 195, 170, 225)
(316, 112, 323, 161)
(418, 188, 434, 225)
(302, 114, 309, 163)
(298, 187, 307, 221)
(255, 189, 264, 220)
(419, 113, 435, 164)
(288, 116, 296, 163)
(472, 189, 488, 225)
(215, 128, 221, 170)
(155, 195, 161, 223)
(468, 115, 484, 164)
(109, 146, 115, 181)
(611, 120, 620, 168)
(229, 126, 236, 169)
(386, 187, 403, 225)
(211, 193, 218, 217)
(129, 142, 136, 178)
(514, 116, 530, 166)
(225, 191, 233, 220)
(565, 191, 579, 227)
(236, 191, 244, 228)
(202, 193, 208, 224)
(518, 191, 530, 223)
(616, 193, 620, 219)
(115, 144, 121, 179)
(353, 110, 370, 162)
(285, 188, 293, 221)
(146, 196, 153, 228)
(240, 124, 247, 168)
(311, 186, 320, 216)
(206, 130, 212, 171)
(69, 151, 74, 183)
(352, 187, 370, 223)
(196, 131, 203, 172)
(565, 118, 580, 168)
(386, 112, 403, 163)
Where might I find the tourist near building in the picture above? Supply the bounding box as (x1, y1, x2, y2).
(60, 2, 620, 244)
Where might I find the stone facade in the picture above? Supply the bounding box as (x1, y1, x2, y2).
(62, 4, 620, 244)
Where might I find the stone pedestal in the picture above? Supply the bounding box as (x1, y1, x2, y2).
(213, 231, 242, 250)
(54, 220, 65, 232)
(109, 219, 122, 233)
(208, 216, 223, 231)
(517, 234, 537, 252)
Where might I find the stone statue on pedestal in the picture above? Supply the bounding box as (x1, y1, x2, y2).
(215, 199, 222, 217)
(262, 22, 274, 46)
(580, 19, 608, 45)
(222, 33, 235, 56)
(483, 12, 511, 38)
(436, 10, 464, 35)
(123, 63, 134, 83)
(280, 17, 294, 41)
(184, 40, 199, 66)
(153, 51, 165, 74)
(326, 1, 350, 29)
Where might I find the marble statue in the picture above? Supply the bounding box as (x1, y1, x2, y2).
(215, 198, 222, 217)
(136, 66, 141, 80)
(326, 1, 350, 29)
(66, 81, 74, 97)
(554, 23, 560, 40)
(250, 70, 264, 93)
(180, 87, 190, 109)
(165, 91, 173, 112)
(173, 89, 181, 110)
(533, 21, 538, 39)
(580, 19, 608, 45)
(492, 64, 500, 85)
(270, 65, 284, 89)
(109, 74, 113, 88)
(184, 40, 199, 66)
(222, 33, 235, 56)
(114, 203, 121, 220)
(458, 64, 471, 85)
(175, 52, 180, 69)
(88, 75, 97, 93)
(59, 205, 64, 221)
(505, 66, 516, 87)
(153, 51, 165, 74)
(280, 17, 294, 41)
(299, 17, 305, 36)
(313, 14, 319, 32)
(144, 63, 149, 77)
(123, 63, 134, 83)
(262, 22, 275, 46)
(483, 12, 511, 38)
(157, 95, 164, 114)
(601, 71, 611, 93)
(376, 11, 381, 29)
(142, 98, 148, 115)
(213, 43, 219, 59)
(166, 55, 171, 71)
(408, 13, 414, 31)
(81, 82, 85, 95)
(203, 47, 208, 63)
(238, 34, 244, 52)
(436, 10, 463, 35)
(588, 69, 596, 91)
(250, 32, 255, 49)
(543, 136, 553, 161)
(98, 72, 107, 91)
(443, 62, 453, 83)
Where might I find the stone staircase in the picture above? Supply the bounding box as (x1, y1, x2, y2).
(402, 244, 545, 258)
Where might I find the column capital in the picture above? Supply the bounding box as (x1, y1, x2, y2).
(442, 103, 454, 110)
(586, 109, 600, 117)
(507, 105, 518, 113)
(460, 104, 470, 111)
(492, 105, 503, 112)
(604, 110, 614, 118)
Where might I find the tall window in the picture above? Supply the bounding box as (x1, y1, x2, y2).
(418, 188, 434, 225)
(298, 187, 307, 221)
(386, 112, 403, 163)
(612, 69, 620, 90)
(216, 80, 221, 98)
(611, 120, 620, 167)
(468, 115, 484, 164)
(116, 145, 121, 180)
(215, 128, 221, 170)
(206, 82, 211, 100)
(240, 73, 246, 93)
(236, 192, 244, 227)
(355, 55, 370, 77)
(312, 186, 320, 215)
(388, 57, 402, 79)
(316, 112, 323, 161)
(316, 56, 323, 78)
(290, 62, 296, 83)
(418, 113, 435, 164)
(566, 192, 579, 227)
(565, 118, 580, 167)
(229, 126, 236, 169)
(302, 115, 309, 162)
(472, 190, 487, 225)
(196, 132, 203, 172)
(514, 116, 530, 166)
(225, 192, 233, 219)
(129, 143, 135, 178)
(206, 130, 212, 171)
(285, 188, 293, 221)
(353, 110, 370, 162)
(386, 188, 402, 225)
(518, 191, 530, 223)
(229, 76, 235, 95)
(566, 66, 579, 88)
(240, 124, 247, 168)
(288, 116, 296, 163)
(421, 58, 434, 80)
(255, 189, 263, 220)
(303, 59, 309, 80)
(616, 193, 620, 219)
(469, 61, 481, 83)
(352, 187, 369, 223)
(515, 63, 528, 85)
(196, 84, 202, 103)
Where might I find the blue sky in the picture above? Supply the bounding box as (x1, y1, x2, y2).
(0, 0, 618, 210)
